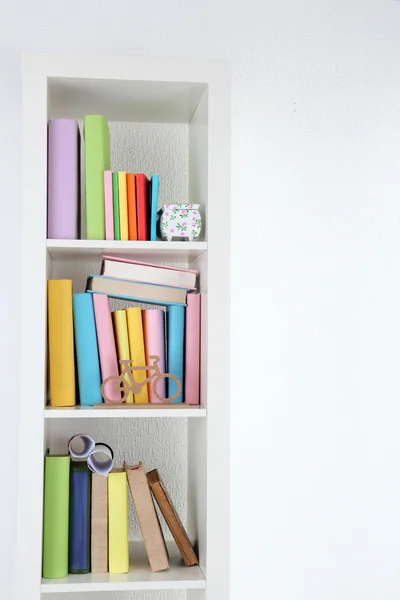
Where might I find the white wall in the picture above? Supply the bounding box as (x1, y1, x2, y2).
(2, 1, 400, 599)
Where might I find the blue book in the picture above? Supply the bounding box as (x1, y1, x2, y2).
(167, 305, 185, 403)
(149, 175, 159, 241)
(69, 462, 91, 574)
(72, 293, 102, 405)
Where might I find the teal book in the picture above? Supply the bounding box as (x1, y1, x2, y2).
(112, 172, 121, 241)
(84, 115, 110, 240)
(149, 175, 159, 241)
(72, 293, 102, 405)
(167, 305, 185, 403)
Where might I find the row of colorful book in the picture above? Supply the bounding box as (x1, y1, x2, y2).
(47, 115, 160, 241)
(43, 457, 198, 578)
(47, 257, 201, 406)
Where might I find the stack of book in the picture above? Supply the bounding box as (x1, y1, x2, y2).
(42, 459, 199, 578)
(47, 258, 201, 406)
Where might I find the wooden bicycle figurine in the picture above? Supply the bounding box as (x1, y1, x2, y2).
(101, 355, 181, 404)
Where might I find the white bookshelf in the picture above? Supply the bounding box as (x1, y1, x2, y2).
(17, 54, 230, 600)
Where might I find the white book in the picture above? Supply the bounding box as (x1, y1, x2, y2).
(101, 256, 197, 290)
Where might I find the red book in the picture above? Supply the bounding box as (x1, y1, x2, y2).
(136, 174, 148, 241)
(127, 173, 137, 241)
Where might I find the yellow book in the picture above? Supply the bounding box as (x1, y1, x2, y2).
(108, 469, 129, 574)
(112, 310, 134, 404)
(118, 171, 128, 241)
(126, 307, 148, 404)
(47, 280, 75, 406)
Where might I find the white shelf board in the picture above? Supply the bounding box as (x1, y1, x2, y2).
(47, 239, 207, 262)
(44, 405, 207, 419)
(41, 542, 205, 593)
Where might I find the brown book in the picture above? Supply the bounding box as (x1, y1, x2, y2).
(125, 463, 169, 572)
(146, 469, 199, 567)
(91, 473, 108, 573)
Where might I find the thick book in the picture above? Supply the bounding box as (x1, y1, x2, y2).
(112, 171, 121, 241)
(101, 256, 197, 290)
(93, 294, 120, 403)
(91, 473, 108, 573)
(69, 462, 91, 574)
(47, 119, 80, 239)
(112, 310, 134, 404)
(127, 173, 137, 240)
(72, 293, 102, 406)
(84, 115, 110, 240)
(149, 175, 159, 241)
(108, 469, 129, 574)
(143, 309, 166, 403)
(125, 463, 168, 572)
(146, 469, 198, 567)
(118, 171, 129, 241)
(104, 170, 114, 240)
(136, 173, 148, 240)
(185, 294, 201, 405)
(167, 305, 185, 403)
(126, 307, 148, 403)
(87, 275, 187, 306)
(47, 280, 76, 406)
(42, 455, 70, 578)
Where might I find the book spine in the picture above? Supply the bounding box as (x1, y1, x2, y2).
(47, 280, 76, 406)
(112, 310, 134, 404)
(126, 308, 148, 403)
(167, 305, 185, 403)
(108, 471, 129, 574)
(127, 173, 137, 240)
(112, 172, 121, 241)
(118, 171, 129, 241)
(136, 174, 148, 241)
(84, 115, 110, 240)
(91, 473, 108, 573)
(42, 456, 70, 578)
(143, 309, 166, 403)
(104, 170, 114, 240)
(150, 175, 159, 241)
(93, 294, 120, 403)
(185, 294, 201, 405)
(69, 463, 91, 574)
(47, 119, 80, 239)
(72, 293, 102, 406)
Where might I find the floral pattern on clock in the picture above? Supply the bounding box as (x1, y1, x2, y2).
(157, 204, 202, 241)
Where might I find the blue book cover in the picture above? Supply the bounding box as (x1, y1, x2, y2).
(150, 175, 159, 241)
(167, 305, 185, 403)
(69, 462, 91, 574)
(72, 293, 102, 405)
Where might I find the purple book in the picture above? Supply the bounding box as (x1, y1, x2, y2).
(47, 119, 80, 239)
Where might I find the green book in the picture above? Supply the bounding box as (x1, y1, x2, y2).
(42, 455, 70, 579)
(84, 115, 110, 240)
(112, 172, 121, 241)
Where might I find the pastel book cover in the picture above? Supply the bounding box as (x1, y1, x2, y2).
(126, 307, 148, 403)
(72, 293, 103, 405)
(185, 294, 201, 404)
(84, 115, 110, 240)
(143, 309, 166, 403)
(112, 171, 121, 240)
(104, 170, 114, 240)
(69, 462, 91, 574)
(167, 305, 185, 403)
(112, 310, 134, 404)
(91, 473, 108, 573)
(108, 469, 129, 574)
(118, 171, 129, 241)
(93, 294, 120, 403)
(149, 175, 159, 241)
(127, 173, 137, 240)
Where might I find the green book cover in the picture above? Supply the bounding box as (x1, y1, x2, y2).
(84, 115, 110, 240)
(112, 172, 121, 241)
(42, 455, 70, 579)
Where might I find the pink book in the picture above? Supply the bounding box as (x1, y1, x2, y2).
(143, 310, 166, 403)
(185, 294, 201, 405)
(101, 256, 198, 290)
(93, 294, 120, 403)
(104, 171, 114, 240)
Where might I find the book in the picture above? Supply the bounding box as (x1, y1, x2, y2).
(167, 305, 185, 403)
(185, 294, 201, 405)
(112, 310, 134, 404)
(126, 307, 148, 403)
(108, 469, 129, 574)
(101, 256, 197, 290)
(84, 115, 110, 240)
(47, 280, 76, 406)
(136, 173, 148, 240)
(47, 119, 80, 239)
(125, 463, 168, 572)
(112, 172, 121, 241)
(118, 171, 129, 241)
(149, 175, 159, 241)
(87, 276, 187, 306)
(93, 294, 120, 403)
(104, 170, 114, 240)
(91, 473, 108, 573)
(72, 293, 102, 406)
(146, 469, 198, 567)
(143, 309, 166, 403)
(127, 173, 137, 240)
(69, 462, 91, 574)
(42, 455, 70, 578)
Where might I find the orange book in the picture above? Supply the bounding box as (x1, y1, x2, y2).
(127, 173, 137, 241)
